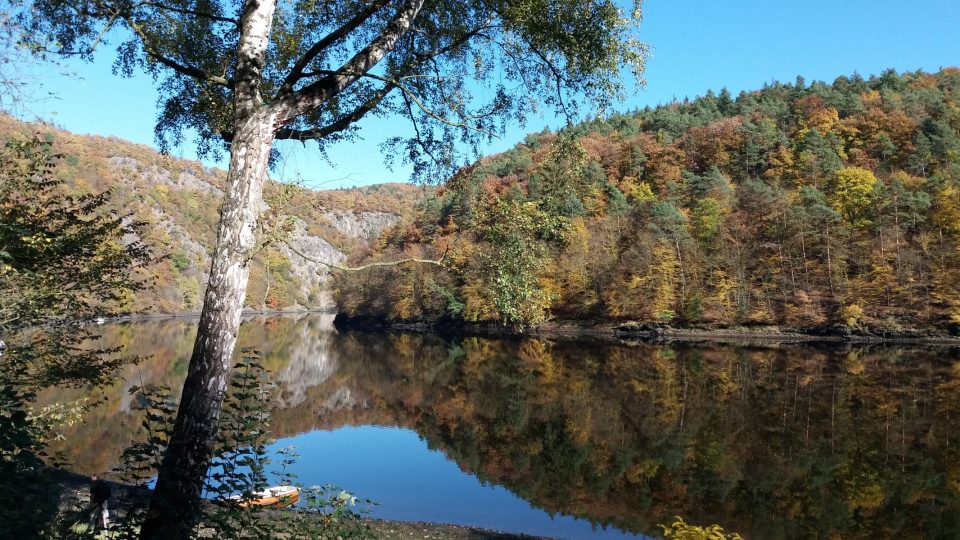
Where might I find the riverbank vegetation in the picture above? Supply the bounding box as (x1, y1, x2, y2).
(336, 69, 960, 332)
(0, 136, 151, 536)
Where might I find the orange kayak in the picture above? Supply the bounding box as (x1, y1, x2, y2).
(233, 486, 300, 508)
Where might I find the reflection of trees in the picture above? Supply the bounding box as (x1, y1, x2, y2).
(41, 314, 344, 470)
(40, 320, 198, 474)
(321, 336, 960, 539)
(46, 318, 960, 538)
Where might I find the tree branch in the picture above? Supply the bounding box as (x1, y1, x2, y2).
(274, 81, 397, 142)
(122, 15, 232, 87)
(518, 35, 571, 118)
(278, 0, 392, 96)
(285, 240, 449, 272)
(412, 18, 498, 61)
(400, 90, 441, 167)
(272, 0, 425, 124)
(299, 70, 498, 138)
(273, 15, 495, 139)
(139, 1, 239, 26)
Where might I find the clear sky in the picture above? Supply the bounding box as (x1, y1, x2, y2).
(19, 0, 960, 188)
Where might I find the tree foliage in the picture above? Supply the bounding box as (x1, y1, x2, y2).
(0, 136, 151, 329)
(0, 135, 150, 537)
(337, 68, 960, 329)
(15, 0, 646, 179)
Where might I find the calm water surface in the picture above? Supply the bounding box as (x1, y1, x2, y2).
(46, 314, 960, 539)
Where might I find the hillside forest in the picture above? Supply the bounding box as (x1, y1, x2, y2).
(335, 69, 960, 331)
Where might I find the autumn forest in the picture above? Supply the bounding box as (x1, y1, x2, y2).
(336, 68, 960, 333)
(5, 0, 960, 537)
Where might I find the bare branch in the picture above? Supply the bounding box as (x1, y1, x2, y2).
(400, 90, 441, 167)
(285, 240, 449, 272)
(87, 10, 120, 53)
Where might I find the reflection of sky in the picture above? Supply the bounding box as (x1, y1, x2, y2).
(269, 426, 648, 540)
(44, 316, 648, 538)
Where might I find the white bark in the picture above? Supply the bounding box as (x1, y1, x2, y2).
(140, 2, 279, 537)
(142, 1, 429, 536)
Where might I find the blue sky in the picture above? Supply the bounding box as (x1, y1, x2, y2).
(21, 0, 960, 188)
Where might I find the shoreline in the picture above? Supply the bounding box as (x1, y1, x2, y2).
(107, 307, 337, 323)
(47, 470, 548, 540)
(332, 314, 960, 346)
(98, 309, 960, 345)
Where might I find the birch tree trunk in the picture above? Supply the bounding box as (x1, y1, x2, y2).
(139, 1, 278, 537)
(136, 1, 429, 535)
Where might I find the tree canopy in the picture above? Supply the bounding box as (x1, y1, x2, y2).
(17, 0, 646, 179)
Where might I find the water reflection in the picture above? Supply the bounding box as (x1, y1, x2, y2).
(43, 315, 960, 539)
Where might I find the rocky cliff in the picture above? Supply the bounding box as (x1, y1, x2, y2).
(0, 114, 427, 313)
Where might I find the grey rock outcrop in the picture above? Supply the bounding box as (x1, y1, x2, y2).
(323, 210, 399, 239)
(109, 155, 223, 195)
(278, 220, 348, 309)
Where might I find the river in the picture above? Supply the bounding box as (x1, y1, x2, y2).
(43, 313, 960, 539)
